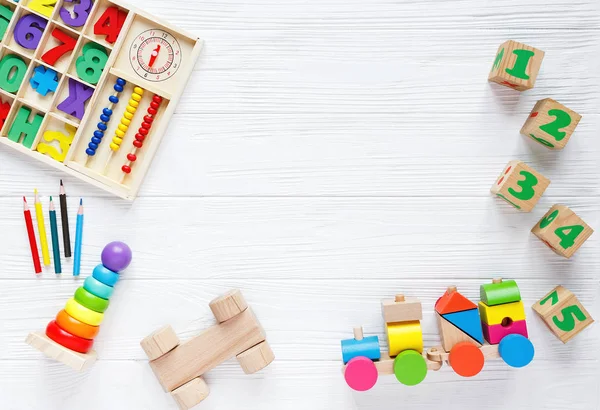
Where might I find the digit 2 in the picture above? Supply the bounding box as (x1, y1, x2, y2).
(539, 109, 571, 142)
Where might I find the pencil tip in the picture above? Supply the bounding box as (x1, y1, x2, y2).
(80, 198, 83, 205)
(60, 179, 63, 186)
(50, 196, 53, 201)
(34, 188, 38, 194)
(23, 196, 26, 203)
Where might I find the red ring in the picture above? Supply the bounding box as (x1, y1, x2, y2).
(143, 115, 154, 124)
(147, 108, 157, 115)
(46, 320, 94, 353)
(127, 153, 137, 161)
(153, 95, 163, 103)
(122, 165, 132, 173)
(133, 140, 143, 148)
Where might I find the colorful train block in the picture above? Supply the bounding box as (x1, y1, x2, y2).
(26, 242, 132, 371)
(341, 281, 535, 391)
(490, 160, 550, 212)
(521, 99, 582, 150)
(532, 286, 594, 343)
(140, 289, 274, 410)
(531, 204, 594, 258)
(488, 40, 545, 91)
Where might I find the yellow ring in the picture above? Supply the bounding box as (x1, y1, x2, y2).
(133, 87, 144, 95)
(132, 93, 142, 102)
(124, 112, 134, 120)
(65, 298, 104, 326)
(126, 106, 137, 114)
(121, 118, 131, 126)
(114, 129, 125, 138)
(129, 100, 139, 108)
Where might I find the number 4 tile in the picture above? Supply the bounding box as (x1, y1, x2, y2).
(521, 99, 582, 150)
(532, 286, 594, 343)
(490, 160, 550, 212)
(531, 204, 594, 258)
(488, 40, 545, 91)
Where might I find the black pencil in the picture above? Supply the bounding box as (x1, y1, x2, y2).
(59, 180, 72, 258)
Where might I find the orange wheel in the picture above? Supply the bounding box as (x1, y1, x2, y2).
(448, 342, 484, 377)
(55, 309, 99, 340)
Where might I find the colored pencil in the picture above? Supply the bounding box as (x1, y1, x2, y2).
(49, 197, 62, 274)
(73, 199, 84, 276)
(34, 189, 50, 267)
(23, 197, 42, 274)
(59, 180, 72, 258)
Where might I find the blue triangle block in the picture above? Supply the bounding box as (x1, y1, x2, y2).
(442, 308, 484, 344)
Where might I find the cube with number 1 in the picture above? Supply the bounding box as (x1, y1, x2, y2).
(532, 286, 594, 343)
(521, 99, 582, 150)
(531, 204, 594, 258)
(491, 160, 550, 212)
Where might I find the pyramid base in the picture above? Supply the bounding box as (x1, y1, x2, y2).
(26, 332, 97, 372)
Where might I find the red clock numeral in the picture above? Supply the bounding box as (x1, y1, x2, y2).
(93, 6, 127, 44)
(41, 28, 77, 66)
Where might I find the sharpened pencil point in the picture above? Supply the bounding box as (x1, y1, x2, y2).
(80, 198, 83, 205)
(34, 188, 38, 194)
(60, 179, 63, 186)
(50, 196, 53, 201)
(23, 196, 26, 203)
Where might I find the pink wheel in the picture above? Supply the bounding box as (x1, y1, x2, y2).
(344, 356, 378, 391)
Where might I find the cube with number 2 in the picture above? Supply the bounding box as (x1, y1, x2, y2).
(532, 286, 593, 343)
(521, 99, 582, 150)
(490, 160, 550, 212)
(531, 204, 594, 258)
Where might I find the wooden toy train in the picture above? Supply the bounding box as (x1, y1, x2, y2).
(341, 279, 534, 391)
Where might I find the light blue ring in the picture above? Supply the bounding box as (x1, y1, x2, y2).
(92, 264, 119, 287)
(83, 276, 113, 300)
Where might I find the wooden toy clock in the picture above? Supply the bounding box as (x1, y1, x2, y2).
(0, 0, 203, 199)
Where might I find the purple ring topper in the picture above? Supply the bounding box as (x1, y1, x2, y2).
(57, 78, 94, 120)
(60, 0, 92, 28)
(14, 14, 47, 50)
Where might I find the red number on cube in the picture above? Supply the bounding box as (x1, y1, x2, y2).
(93, 7, 127, 44)
(41, 28, 77, 66)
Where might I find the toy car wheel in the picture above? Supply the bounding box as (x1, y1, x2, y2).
(448, 342, 484, 377)
(393, 349, 428, 386)
(344, 356, 378, 391)
(499, 334, 534, 368)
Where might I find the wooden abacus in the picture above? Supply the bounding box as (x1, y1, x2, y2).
(0, 0, 203, 200)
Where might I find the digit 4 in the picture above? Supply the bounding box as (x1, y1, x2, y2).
(554, 225, 584, 249)
(94, 7, 127, 44)
(41, 28, 77, 66)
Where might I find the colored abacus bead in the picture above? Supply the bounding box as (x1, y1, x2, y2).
(122, 165, 131, 173)
(127, 153, 136, 161)
(109, 95, 119, 103)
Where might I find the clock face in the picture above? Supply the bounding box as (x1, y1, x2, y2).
(129, 29, 182, 82)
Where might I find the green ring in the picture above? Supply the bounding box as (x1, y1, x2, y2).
(74, 286, 109, 313)
(393, 350, 428, 386)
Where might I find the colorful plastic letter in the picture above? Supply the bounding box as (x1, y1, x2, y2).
(7, 106, 44, 148)
(93, 6, 127, 44)
(0, 100, 10, 130)
(59, 0, 92, 27)
(30, 65, 59, 96)
(0, 5, 14, 41)
(41, 28, 77, 65)
(57, 78, 94, 120)
(36, 123, 76, 162)
(14, 13, 47, 50)
(0, 54, 27, 93)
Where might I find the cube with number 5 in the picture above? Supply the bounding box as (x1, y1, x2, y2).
(532, 286, 594, 343)
(491, 160, 550, 212)
(521, 99, 582, 150)
(531, 204, 594, 258)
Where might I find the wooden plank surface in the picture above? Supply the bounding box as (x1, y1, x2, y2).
(0, 0, 598, 408)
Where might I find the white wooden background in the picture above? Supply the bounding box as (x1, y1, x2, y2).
(1, 0, 599, 409)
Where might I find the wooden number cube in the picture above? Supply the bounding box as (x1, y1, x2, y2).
(488, 40, 545, 91)
(531, 205, 594, 258)
(532, 286, 594, 343)
(490, 160, 550, 212)
(521, 99, 582, 150)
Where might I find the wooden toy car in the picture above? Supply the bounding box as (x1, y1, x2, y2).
(141, 289, 274, 409)
(341, 280, 534, 391)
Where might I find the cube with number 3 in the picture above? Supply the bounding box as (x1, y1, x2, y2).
(531, 204, 594, 258)
(488, 40, 545, 91)
(532, 286, 593, 343)
(521, 99, 582, 150)
(491, 160, 550, 212)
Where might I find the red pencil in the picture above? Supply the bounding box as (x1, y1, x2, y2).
(23, 196, 42, 274)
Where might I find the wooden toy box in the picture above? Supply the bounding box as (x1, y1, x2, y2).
(0, 0, 203, 199)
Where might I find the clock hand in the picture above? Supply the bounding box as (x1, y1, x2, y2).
(148, 45, 161, 68)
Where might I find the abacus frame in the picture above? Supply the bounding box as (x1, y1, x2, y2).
(0, 0, 203, 200)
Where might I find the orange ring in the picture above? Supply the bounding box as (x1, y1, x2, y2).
(55, 309, 99, 340)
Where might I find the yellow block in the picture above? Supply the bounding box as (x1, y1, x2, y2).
(65, 298, 104, 326)
(386, 321, 423, 357)
(478, 301, 525, 326)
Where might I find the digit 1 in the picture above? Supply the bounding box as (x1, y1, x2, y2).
(505, 49, 535, 80)
(0, 5, 14, 41)
(93, 7, 127, 44)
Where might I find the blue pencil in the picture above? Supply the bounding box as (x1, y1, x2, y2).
(49, 197, 61, 274)
(73, 199, 84, 276)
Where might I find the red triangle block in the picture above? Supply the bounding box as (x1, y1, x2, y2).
(435, 289, 477, 314)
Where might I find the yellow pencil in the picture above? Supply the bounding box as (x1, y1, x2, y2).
(34, 189, 50, 267)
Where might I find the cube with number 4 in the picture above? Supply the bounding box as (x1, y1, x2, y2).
(491, 160, 550, 212)
(532, 286, 593, 343)
(488, 40, 545, 91)
(521, 99, 582, 150)
(531, 205, 594, 258)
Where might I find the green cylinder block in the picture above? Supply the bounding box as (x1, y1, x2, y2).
(480, 279, 521, 306)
